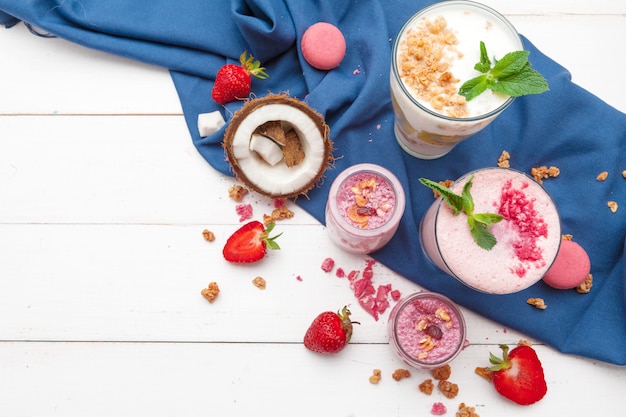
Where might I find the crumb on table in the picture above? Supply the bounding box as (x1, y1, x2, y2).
(202, 229, 215, 242)
(228, 184, 249, 201)
(201, 282, 220, 303)
(438, 380, 459, 399)
(369, 369, 382, 384)
(419, 378, 434, 395)
(456, 402, 480, 417)
(392, 368, 411, 381)
(252, 276, 267, 290)
(431, 364, 451, 380)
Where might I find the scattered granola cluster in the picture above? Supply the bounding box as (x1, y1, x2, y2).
(392, 368, 411, 381)
(200, 282, 220, 303)
(418, 364, 459, 399)
(228, 184, 249, 201)
(202, 229, 215, 242)
(398, 16, 468, 118)
(263, 205, 295, 225)
(527, 297, 547, 310)
(497, 150, 510, 168)
(456, 402, 480, 417)
(530, 165, 560, 184)
(252, 276, 266, 290)
(369, 369, 382, 384)
(576, 274, 593, 294)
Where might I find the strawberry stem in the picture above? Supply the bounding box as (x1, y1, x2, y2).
(262, 222, 282, 250)
(489, 344, 512, 371)
(239, 51, 269, 80)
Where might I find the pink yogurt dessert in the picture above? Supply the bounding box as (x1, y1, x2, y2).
(420, 167, 561, 294)
(325, 163, 405, 254)
(388, 292, 466, 369)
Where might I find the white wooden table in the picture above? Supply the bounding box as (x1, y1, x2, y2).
(1, 1, 624, 416)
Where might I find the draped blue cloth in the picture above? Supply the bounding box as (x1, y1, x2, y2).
(2, 0, 625, 365)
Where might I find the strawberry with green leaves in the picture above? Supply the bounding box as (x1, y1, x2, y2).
(211, 51, 269, 105)
(486, 344, 547, 405)
(304, 306, 358, 354)
(222, 221, 281, 263)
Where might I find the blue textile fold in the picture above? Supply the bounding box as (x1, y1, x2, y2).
(2, 0, 625, 365)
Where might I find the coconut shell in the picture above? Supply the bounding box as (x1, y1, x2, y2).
(223, 94, 333, 199)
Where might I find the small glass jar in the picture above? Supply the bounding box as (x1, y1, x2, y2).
(388, 292, 466, 369)
(325, 163, 405, 254)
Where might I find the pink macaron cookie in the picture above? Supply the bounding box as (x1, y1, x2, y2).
(301, 22, 346, 70)
(542, 239, 591, 290)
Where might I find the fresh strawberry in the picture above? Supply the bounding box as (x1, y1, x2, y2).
(303, 306, 358, 354)
(211, 51, 269, 104)
(222, 221, 281, 263)
(487, 344, 547, 405)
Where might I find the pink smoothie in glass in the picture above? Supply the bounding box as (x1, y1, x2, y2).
(326, 164, 405, 254)
(388, 292, 466, 369)
(420, 167, 561, 294)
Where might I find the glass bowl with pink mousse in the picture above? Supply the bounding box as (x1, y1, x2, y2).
(325, 163, 405, 254)
(388, 291, 467, 369)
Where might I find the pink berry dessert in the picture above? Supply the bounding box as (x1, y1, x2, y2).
(388, 292, 466, 369)
(325, 163, 405, 254)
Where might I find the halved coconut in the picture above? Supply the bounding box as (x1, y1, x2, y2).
(223, 94, 333, 199)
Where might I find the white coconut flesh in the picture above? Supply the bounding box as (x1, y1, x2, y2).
(229, 103, 327, 197)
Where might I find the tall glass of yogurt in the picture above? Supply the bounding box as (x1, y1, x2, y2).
(420, 167, 561, 294)
(390, 1, 523, 159)
(325, 163, 405, 254)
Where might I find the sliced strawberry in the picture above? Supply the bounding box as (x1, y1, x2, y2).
(303, 306, 358, 354)
(222, 221, 281, 263)
(489, 344, 547, 405)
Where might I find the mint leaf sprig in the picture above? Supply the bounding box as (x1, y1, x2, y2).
(420, 177, 504, 250)
(459, 41, 549, 101)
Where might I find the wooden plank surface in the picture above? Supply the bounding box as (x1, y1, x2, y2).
(0, 4, 624, 417)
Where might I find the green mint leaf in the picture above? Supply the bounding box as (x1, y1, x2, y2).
(490, 50, 530, 79)
(490, 67, 550, 97)
(419, 178, 463, 215)
(461, 177, 475, 215)
(474, 41, 491, 73)
(459, 41, 549, 101)
(421, 176, 502, 251)
(458, 75, 489, 102)
(468, 219, 498, 250)
(472, 212, 504, 227)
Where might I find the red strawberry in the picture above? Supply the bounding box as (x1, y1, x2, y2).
(304, 306, 358, 354)
(222, 221, 281, 263)
(488, 344, 547, 405)
(211, 51, 269, 104)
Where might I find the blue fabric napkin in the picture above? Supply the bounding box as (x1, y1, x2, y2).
(2, 0, 625, 365)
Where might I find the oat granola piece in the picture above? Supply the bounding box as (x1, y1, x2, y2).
(608, 201, 618, 213)
(474, 366, 492, 382)
(263, 205, 295, 226)
(418, 378, 435, 395)
(576, 273, 593, 294)
(527, 297, 547, 310)
(456, 402, 480, 417)
(431, 179, 454, 198)
(438, 379, 459, 399)
(201, 282, 220, 303)
(252, 276, 267, 290)
(431, 364, 451, 381)
(562, 234, 573, 241)
(202, 229, 215, 242)
(228, 184, 249, 201)
(622, 170, 626, 179)
(596, 171, 609, 181)
(530, 165, 560, 184)
(497, 150, 510, 168)
(392, 368, 411, 381)
(369, 369, 382, 384)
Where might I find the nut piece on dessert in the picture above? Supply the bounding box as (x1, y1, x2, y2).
(223, 94, 333, 199)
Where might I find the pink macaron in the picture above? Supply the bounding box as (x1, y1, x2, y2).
(301, 22, 346, 70)
(542, 239, 591, 290)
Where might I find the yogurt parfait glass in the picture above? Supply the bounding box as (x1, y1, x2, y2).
(390, 0, 523, 159)
(419, 167, 561, 294)
(325, 163, 405, 254)
(388, 291, 467, 369)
